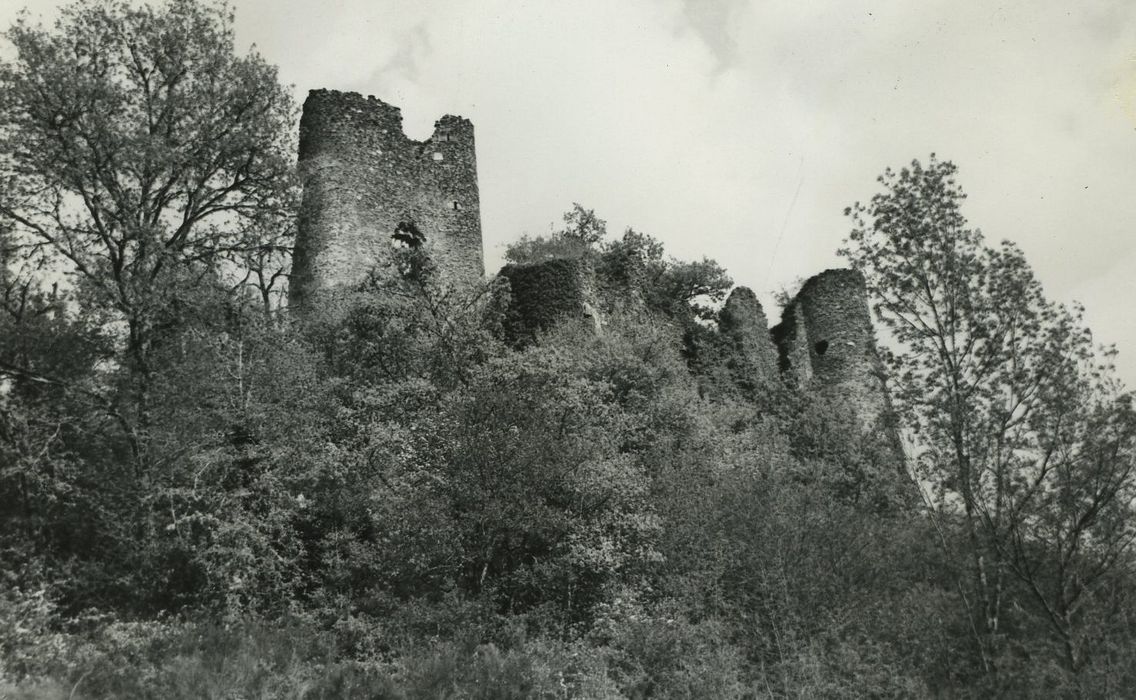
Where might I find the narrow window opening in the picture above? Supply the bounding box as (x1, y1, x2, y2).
(392, 220, 425, 248)
(452, 200, 461, 210)
(814, 340, 829, 356)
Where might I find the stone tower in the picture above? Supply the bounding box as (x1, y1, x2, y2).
(289, 89, 484, 312)
(772, 269, 898, 439)
(718, 286, 779, 387)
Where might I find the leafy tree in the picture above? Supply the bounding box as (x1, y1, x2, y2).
(0, 0, 297, 465)
(0, 218, 120, 601)
(599, 228, 731, 323)
(502, 203, 604, 264)
(320, 290, 672, 622)
(504, 205, 732, 329)
(0, 0, 302, 617)
(841, 155, 1136, 680)
(138, 300, 334, 615)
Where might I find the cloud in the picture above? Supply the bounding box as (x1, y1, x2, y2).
(679, 0, 746, 71)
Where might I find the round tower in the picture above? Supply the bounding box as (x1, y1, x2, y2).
(795, 270, 878, 390)
(774, 269, 896, 434)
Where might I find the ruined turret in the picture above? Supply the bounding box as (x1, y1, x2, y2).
(497, 257, 601, 343)
(289, 90, 483, 314)
(718, 286, 779, 387)
(772, 269, 900, 443)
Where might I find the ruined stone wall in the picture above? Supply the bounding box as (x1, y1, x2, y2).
(290, 89, 483, 312)
(498, 257, 600, 343)
(772, 269, 895, 435)
(718, 286, 779, 387)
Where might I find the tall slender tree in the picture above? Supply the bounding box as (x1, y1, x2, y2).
(841, 156, 1136, 679)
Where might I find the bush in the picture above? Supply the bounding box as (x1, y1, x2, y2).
(603, 609, 747, 699)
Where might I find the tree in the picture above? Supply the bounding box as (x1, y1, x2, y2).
(502, 204, 605, 265)
(841, 156, 1136, 680)
(0, 0, 297, 467)
(504, 205, 732, 329)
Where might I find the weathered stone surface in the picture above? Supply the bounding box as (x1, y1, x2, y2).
(290, 89, 483, 313)
(772, 269, 899, 442)
(719, 286, 778, 386)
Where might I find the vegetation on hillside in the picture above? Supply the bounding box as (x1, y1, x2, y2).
(1, 2, 1134, 698)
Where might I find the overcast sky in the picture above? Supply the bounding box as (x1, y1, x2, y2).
(4, 0, 1136, 384)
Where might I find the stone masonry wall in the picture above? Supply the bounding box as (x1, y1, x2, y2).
(718, 286, 779, 386)
(772, 269, 896, 436)
(290, 89, 483, 312)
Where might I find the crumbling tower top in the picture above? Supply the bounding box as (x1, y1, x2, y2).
(773, 269, 900, 442)
(289, 89, 484, 313)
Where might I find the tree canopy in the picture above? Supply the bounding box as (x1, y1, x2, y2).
(0, 0, 297, 467)
(842, 155, 1136, 682)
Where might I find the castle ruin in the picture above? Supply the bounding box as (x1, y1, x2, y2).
(718, 286, 780, 388)
(289, 90, 483, 312)
(772, 269, 899, 438)
(289, 90, 901, 460)
(497, 257, 603, 342)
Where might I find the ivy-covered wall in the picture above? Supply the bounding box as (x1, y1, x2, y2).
(498, 257, 596, 344)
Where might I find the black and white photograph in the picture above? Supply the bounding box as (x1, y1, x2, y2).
(1, 1, 1135, 697)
